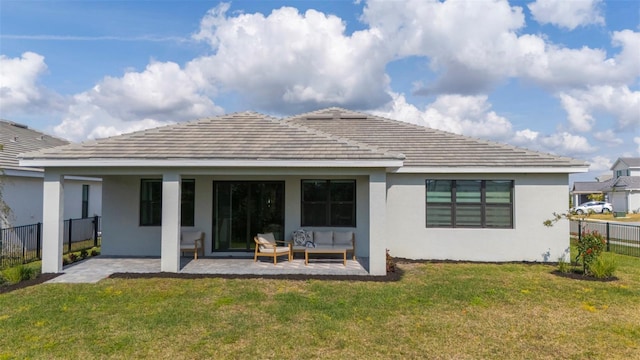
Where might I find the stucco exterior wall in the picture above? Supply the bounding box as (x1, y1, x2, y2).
(629, 192, 640, 213)
(101, 174, 370, 257)
(1, 174, 102, 228)
(385, 173, 571, 262)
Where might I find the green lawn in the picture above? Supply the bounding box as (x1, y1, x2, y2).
(1, 255, 639, 359)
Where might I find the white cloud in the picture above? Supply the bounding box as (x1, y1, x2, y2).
(191, 3, 390, 113)
(0, 52, 53, 112)
(528, 0, 605, 30)
(361, 0, 638, 97)
(538, 132, 596, 154)
(363, 0, 526, 94)
(588, 155, 613, 172)
(558, 86, 640, 132)
(635, 137, 640, 155)
(593, 129, 624, 146)
(373, 92, 513, 140)
(53, 61, 222, 141)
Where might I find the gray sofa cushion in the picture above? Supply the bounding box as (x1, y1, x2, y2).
(333, 231, 353, 246)
(313, 231, 333, 246)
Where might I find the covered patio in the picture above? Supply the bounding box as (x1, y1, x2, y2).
(46, 256, 370, 284)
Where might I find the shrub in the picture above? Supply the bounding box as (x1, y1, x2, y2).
(79, 249, 88, 259)
(576, 230, 606, 276)
(557, 257, 572, 273)
(63, 256, 70, 266)
(386, 249, 396, 273)
(589, 254, 618, 279)
(1, 264, 36, 285)
(90, 249, 100, 257)
(68, 253, 78, 263)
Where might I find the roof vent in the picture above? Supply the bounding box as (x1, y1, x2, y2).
(9, 121, 28, 129)
(306, 116, 334, 120)
(10, 136, 18, 142)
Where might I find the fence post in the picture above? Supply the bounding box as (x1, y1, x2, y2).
(68, 218, 73, 253)
(22, 227, 27, 264)
(578, 219, 582, 243)
(36, 222, 42, 259)
(606, 222, 610, 252)
(93, 215, 99, 248)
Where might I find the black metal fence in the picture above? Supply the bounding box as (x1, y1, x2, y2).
(0, 216, 101, 268)
(571, 219, 640, 258)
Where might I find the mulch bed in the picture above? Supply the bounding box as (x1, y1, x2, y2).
(0, 273, 60, 295)
(550, 270, 618, 282)
(109, 268, 404, 282)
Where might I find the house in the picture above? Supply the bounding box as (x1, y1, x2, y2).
(571, 181, 607, 206)
(607, 158, 640, 215)
(18, 108, 588, 275)
(570, 157, 640, 215)
(0, 120, 102, 228)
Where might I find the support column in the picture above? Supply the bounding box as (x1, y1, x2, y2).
(369, 171, 387, 275)
(161, 172, 181, 272)
(42, 171, 64, 273)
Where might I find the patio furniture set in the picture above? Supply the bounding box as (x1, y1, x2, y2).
(254, 230, 356, 265)
(179, 229, 356, 266)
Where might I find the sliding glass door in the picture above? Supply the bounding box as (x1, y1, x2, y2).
(213, 181, 285, 251)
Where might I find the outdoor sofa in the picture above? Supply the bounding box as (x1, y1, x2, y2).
(290, 230, 356, 261)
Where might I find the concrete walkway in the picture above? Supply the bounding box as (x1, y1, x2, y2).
(46, 256, 370, 284)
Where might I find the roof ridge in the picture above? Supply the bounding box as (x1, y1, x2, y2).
(281, 118, 405, 160)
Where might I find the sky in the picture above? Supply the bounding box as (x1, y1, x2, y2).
(0, 0, 639, 183)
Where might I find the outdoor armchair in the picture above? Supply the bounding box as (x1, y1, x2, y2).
(180, 230, 204, 260)
(254, 232, 291, 265)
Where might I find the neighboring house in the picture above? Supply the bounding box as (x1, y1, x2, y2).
(607, 158, 640, 214)
(571, 181, 607, 206)
(19, 108, 588, 275)
(0, 120, 102, 228)
(571, 157, 640, 215)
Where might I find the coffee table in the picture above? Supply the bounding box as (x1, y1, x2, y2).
(305, 247, 347, 266)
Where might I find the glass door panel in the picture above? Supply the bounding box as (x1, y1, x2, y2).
(213, 181, 284, 251)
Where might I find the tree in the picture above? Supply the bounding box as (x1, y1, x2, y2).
(587, 193, 604, 202)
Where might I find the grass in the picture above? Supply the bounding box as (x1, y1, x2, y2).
(1, 256, 639, 359)
(581, 213, 640, 222)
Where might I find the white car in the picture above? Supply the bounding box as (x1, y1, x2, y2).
(571, 201, 613, 214)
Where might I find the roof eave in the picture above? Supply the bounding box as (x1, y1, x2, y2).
(19, 158, 404, 169)
(392, 166, 589, 174)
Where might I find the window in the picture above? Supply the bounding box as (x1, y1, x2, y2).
(426, 180, 513, 228)
(301, 180, 355, 227)
(140, 179, 195, 226)
(615, 169, 630, 178)
(81, 184, 89, 218)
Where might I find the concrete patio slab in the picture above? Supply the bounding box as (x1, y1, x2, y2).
(46, 256, 370, 284)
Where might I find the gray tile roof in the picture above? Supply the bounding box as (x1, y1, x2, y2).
(285, 108, 587, 168)
(617, 158, 640, 168)
(609, 176, 640, 190)
(572, 181, 607, 193)
(20, 112, 404, 162)
(18, 108, 588, 170)
(1, 120, 68, 171)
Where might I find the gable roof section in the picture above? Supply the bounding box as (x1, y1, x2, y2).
(1, 119, 69, 172)
(19, 112, 404, 168)
(608, 176, 640, 191)
(284, 108, 587, 172)
(612, 157, 640, 170)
